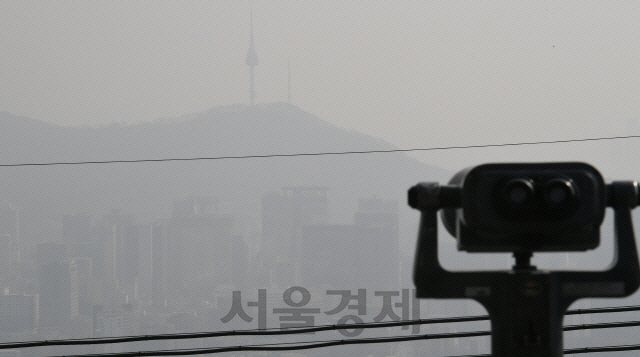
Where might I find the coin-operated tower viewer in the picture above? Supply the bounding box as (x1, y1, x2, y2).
(408, 162, 640, 357)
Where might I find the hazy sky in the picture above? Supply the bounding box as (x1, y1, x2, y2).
(2, 1, 640, 175)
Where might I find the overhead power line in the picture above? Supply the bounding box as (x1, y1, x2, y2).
(0, 134, 639, 168)
(52, 330, 489, 357)
(49, 320, 640, 357)
(3, 304, 640, 351)
(0, 315, 489, 350)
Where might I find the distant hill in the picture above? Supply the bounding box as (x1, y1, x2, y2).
(0, 103, 449, 246)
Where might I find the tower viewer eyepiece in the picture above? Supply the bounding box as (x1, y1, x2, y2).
(439, 162, 605, 252)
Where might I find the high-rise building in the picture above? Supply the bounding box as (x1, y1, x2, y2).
(300, 197, 399, 289)
(0, 204, 20, 269)
(168, 206, 235, 295)
(72, 257, 94, 315)
(262, 187, 329, 260)
(0, 236, 20, 278)
(151, 221, 169, 307)
(96, 210, 138, 304)
(0, 292, 39, 332)
(117, 224, 139, 289)
(261, 187, 329, 286)
(0, 204, 19, 247)
(301, 224, 361, 288)
(354, 197, 399, 289)
(38, 260, 79, 329)
(231, 235, 249, 286)
(137, 224, 153, 302)
(152, 197, 237, 304)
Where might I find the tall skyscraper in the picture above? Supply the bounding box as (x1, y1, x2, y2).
(354, 198, 399, 289)
(93, 209, 138, 304)
(0, 203, 19, 247)
(38, 260, 79, 329)
(262, 187, 329, 286)
(300, 197, 400, 289)
(152, 197, 237, 305)
(262, 187, 329, 261)
(151, 221, 168, 307)
(0, 204, 20, 269)
(246, 9, 258, 105)
(0, 292, 39, 332)
(168, 201, 235, 294)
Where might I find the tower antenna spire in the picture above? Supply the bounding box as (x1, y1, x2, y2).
(246, 8, 258, 105)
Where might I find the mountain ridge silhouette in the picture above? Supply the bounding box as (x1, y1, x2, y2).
(0, 103, 448, 246)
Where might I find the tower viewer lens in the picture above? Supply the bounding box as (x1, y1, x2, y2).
(544, 178, 576, 207)
(502, 178, 534, 206)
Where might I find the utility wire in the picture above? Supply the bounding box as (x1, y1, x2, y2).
(1, 134, 639, 168)
(0, 315, 489, 350)
(566, 344, 640, 354)
(4, 304, 640, 351)
(53, 330, 489, 357)
(50, 320, 640, 357)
